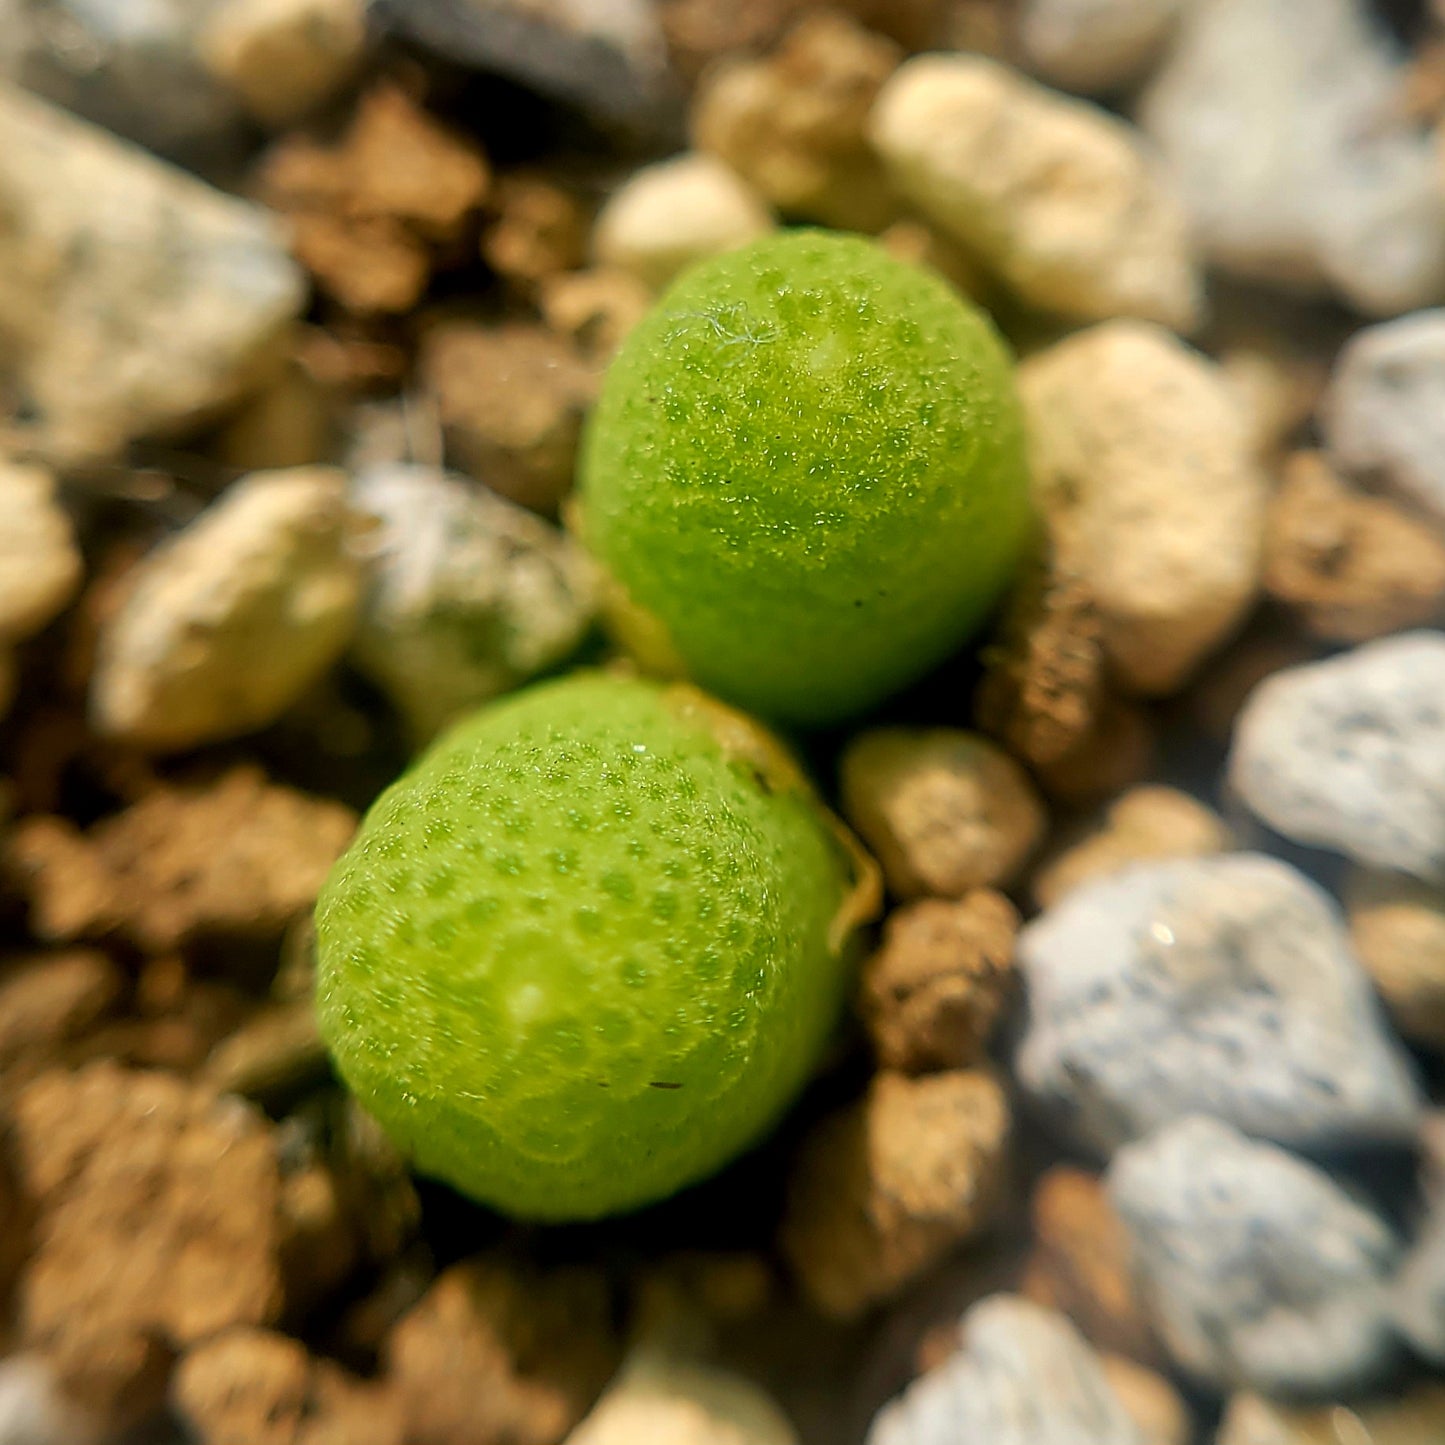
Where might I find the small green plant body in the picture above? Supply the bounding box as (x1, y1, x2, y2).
(579, 228, 1031, 726)
(315, 671, 875, 1221)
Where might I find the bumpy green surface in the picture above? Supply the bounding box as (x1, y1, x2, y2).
(315, 672, 861, 1220)
(579, 230, 1031, 726)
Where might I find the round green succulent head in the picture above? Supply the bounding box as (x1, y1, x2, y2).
(578, 229, 1031, 726)
(314, 671, 877, 1221)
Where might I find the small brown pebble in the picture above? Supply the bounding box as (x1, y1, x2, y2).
(213, 354, 337, 473)
(420, 321, 597, 516)
(173, 1328, 403, 1445)
(275, 1163, 359, 1315)
(10, 1063, 283, 1422)
(1263, 450, 1445, 642)
(258, 82, 490, 313)
(858, 892, 1018, 1073)
(0, 951, 123, 1080)
(1020, 1166, 1158, 1365)
(1218, 1386, 1445, 1445)
(779, 1068, 1011, 1319)
(4, 765, 355, 952)
(1030, 696, 1158, 807)
(1032, 785, 1233, 910)
(692, 11, 902, 232)
(540, 269, 653, 361)
(483, 172, 591, 293)
(386, 1257, 619, 1445)
(975, 550, 1107, 771)
(1345, 867, 1445, 1048)
(203, 1000, 328, 1100)
(1098, 1354, 1191, 1445)
(841, 728, 1046, 897)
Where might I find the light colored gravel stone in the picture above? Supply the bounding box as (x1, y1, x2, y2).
(200, 0, 369, 128)
(90, 468, 360, 752)
(1019, 321, 1268, 695)
(350, 464, 596, 744)
(1020, 0, 1187, 94)
(1138, 0, 1445, 315)
(1032, 785, 1232, 909)
(592, 153, 775, 291)
(0, 84, 304, 465)
(870, 54, 1201, 330)
(565, 1347, 798, 1445)
(1323, 310, 1445, 524)
(1110, 1116, 1401, 1394)
(1228, 631, 1445, 882)
(841, 728, 1046, 897)
(867, 1294, 1144, 1445)
(0, 462, 80, 646)
(1016, 853, 1422, 1155)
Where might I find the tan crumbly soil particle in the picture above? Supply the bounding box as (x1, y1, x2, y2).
(1030, 696, 1158, 807)
(483, 172, 591, 293)
(257, 82, 490, 314)
(659, 0, 946, 79)
(420, 321, 597, 517)
(0, 950, 124, 1083)
(1020, 1166, 1160, 1366)
(1263, 450, 1445, 642)
(8, 1063, 284, 1421)
(385, 1256, 621, 1445)
(173, 1327, 404, 1445)
(779, 1067, 1011, 1319)
(975, 550, 1107, 770)
(857, 891, 1019, 1074)
(3, 764, 356, 951)
(692, 10, 902, 232)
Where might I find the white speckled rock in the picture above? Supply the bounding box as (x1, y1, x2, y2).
(1323, 311, 1445, 524)
(91, 468, 360, 752)
(592, 153, 774, 291)
(564, 1347, 798, 1445)
(350, 465, 596, 745)
(1138, 0, 1445, 315)
(869, 54, 1201, 331)
(1016, 853, 1422, 1155)
(0, 84, 304, 466)
(199, 0, 368, 128)
(1019, 321, 1268, 695)
(1228, 631, 1445, 883)
(867, 1295, 1143, 1445)
(1020, 0, 1187, 93)
(1110, 1116, 1401, 1394)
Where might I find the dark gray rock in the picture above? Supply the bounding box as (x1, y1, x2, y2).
(369, 0, 683, 145)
